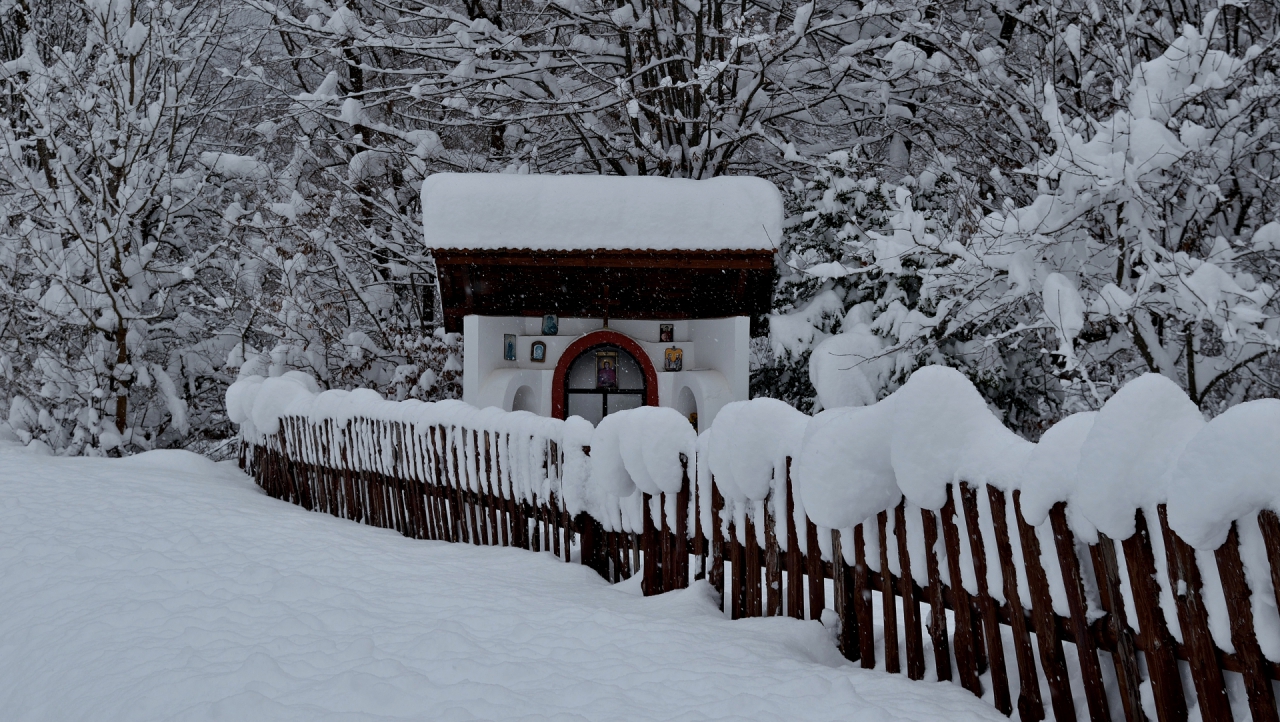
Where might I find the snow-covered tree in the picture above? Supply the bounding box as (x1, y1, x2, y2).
(201, 139, 464, 407)
(251, 0, 942, 177)
(224, 0, 955, 417)
(2, 0, 1276, 452)
(0, 0, 466, 455)
(0, 0, 253, 452)
(768, 12, 1279, 434)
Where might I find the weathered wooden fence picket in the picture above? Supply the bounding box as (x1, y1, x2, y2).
(241, 415, 1280, 722)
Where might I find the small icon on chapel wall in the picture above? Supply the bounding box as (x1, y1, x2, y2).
(530, 340, 547, 362)
(687, 412, 698, 432)
(542, 314, 559, 336)
(659, 323, 674, 343)
(503, 334, 517, 361)
(596, 350, 618, 389)
(664, 347, 683, 372)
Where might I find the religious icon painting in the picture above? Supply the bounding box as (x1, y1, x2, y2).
(664, 347, 683, 372)
(542, 314, 559, 336)
(659, 323, 674, 343)
(503, 334, 517, 361)
(595, 350, 618, 389)
(530, 340, 547, 362)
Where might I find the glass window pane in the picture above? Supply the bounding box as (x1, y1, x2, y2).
(606, 393, 643, 415)
(567, 393, 604, 425)
(615, 349, 645, 390)
(567, 351, 597, 390)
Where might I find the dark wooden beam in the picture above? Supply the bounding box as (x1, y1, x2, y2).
(432, 249, 777, 332)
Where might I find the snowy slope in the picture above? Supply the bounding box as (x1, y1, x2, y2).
(0, 443, 1006, 721)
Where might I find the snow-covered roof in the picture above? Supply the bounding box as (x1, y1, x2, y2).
(421, 173, 783, 252)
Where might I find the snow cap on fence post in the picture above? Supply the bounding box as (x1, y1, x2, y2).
(793, 398, 900, 529)
(1073, 373, 1204, 540)
(889, 365, 1016, 510)
(225, 375, 264, 429)
(309, 388, 352, 423)
(590, 412, 636, 498)
(560, 415, 595, 516)
(1167, 398, 1280, 550)
(1018, 411, 1096, 526)
(589, 407, 694, 498)
(705, 398, 808, 501)
(227, 371, 321, 440)
(621, 406, 696, 495)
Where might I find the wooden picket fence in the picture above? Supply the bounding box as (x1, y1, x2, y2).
(241, 416, 1280, 722)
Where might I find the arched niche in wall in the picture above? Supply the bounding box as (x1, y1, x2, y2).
(511, 385, 537, 413)
(675, 385, 698, 431)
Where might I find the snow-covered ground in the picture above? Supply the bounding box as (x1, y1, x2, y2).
(0, 443, 1005, 721)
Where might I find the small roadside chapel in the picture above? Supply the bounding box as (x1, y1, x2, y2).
(422, 173, 781, 430)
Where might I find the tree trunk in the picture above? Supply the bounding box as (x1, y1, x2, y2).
(115, 324, 129, 434)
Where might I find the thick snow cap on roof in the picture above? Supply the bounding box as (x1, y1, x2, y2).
(422, 173, 783, 252)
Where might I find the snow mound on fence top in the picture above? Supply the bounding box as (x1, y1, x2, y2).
(706, 398, 808, 501)
(794, 399, 900, 529)
(224, 373, 565, 446)
(306, 388, 352, 420)
(591, 407, 695, 497)
(1167, 399, 1280, 550)
(1073, 373, 1204, 540)
(224, 376, 260, 426)
(225, 373, 320, 438)
(421, 173, 783, 252)
(560, 415, 597, 516)
(629, 407, 697, 495)
(710, 365, 1037, 523)
(955, 418, 1034, 493)
(890, 366, 1024, 509)
(589, 413, 635, 498)
(1019, 411, 1096, 526)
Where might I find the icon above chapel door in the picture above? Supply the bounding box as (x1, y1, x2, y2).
(596, 350, 618, 389)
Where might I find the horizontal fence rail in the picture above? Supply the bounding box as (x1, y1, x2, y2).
(241, 414, 1280, 722)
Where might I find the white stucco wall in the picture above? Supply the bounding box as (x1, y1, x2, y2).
(462, 315, 522, 408)
(656, 370, 733, 432)
(689, 317, 750, 401)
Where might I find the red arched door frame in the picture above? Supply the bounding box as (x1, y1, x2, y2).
(551, 330, 660, 419)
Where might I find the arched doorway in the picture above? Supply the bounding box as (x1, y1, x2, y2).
(552, 330, 659, 421)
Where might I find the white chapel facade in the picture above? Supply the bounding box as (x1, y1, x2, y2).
(422, 173, 781, 430)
